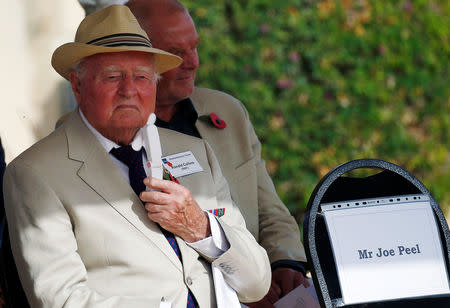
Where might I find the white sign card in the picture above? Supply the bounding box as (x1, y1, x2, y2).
(323, 196, 449, 304)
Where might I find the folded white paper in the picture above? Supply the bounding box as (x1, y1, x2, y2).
(213, 265, 241, 308)
(274, 283, 320, 308)
(142, 113, 163, 181)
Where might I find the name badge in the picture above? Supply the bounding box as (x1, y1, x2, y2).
(161, 151, 203, 178)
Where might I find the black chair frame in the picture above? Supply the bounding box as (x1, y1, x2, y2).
(303, 159, 450, 307)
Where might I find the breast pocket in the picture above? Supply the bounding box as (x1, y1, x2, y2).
(232, 157, 255, 184)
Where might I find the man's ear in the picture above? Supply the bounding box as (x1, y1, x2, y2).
(69, 71, 82, 104)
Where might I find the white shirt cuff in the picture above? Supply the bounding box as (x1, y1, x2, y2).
(187, 212, 230, 258)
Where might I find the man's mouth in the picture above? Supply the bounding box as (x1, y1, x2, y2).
(176, 74, 193, 81)
(116, 104, 139, 110)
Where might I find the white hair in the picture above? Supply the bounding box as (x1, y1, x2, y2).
(79, 0, 128, 15)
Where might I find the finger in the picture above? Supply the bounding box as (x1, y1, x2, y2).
(281, 269, 309, 288)
(147, 210, 172, 225)
(265, 282, 281, 304)
(295, 273, 310, 288)
(271, 280, 282, 297)
(145, 204, 182, 222)
(274, 268, 310, 295)
(140, 190, 170, 204)
(144, 177, 178, 192)
(278, 274, 295, 296)
(280, 281, 294, 297)
(144, 203, 166, 214)
(293, 274, 304, 288)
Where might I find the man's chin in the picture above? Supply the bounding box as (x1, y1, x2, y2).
(177, 85, 195, 100)
(113, 109, 149, 122)
(110, 116, 147, 131)
(175, 77, 194, 91)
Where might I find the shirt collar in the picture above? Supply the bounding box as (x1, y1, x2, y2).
(155, 98, 198, 127)
(79, 109, 147, 152)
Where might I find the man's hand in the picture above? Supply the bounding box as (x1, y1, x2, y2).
(247, 268, 309, 307)
(140, 177, 211, 242)
(246, 280, 281, 308)
(272, 267, 309, 297)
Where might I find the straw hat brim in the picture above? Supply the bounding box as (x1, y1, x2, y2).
(52, 42, 182, 80)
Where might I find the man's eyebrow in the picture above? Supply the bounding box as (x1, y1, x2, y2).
(102, 65, 121, 72)
(100, 65, 153, 73)
(135, 66, 154, 73)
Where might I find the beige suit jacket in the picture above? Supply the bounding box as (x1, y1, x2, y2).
(3, 111, 270, 307)
(190, 87, 307, 264)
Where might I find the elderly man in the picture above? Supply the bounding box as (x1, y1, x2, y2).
(123, 0, 309, 306)
(3, 5, 270, 307)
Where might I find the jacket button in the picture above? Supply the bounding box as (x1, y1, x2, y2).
(186, 277, 193, 285)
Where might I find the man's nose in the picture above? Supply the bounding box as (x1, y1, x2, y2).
(119, 76, 137, 97)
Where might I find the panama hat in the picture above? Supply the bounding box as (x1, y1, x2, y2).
(51, 5, 182, 80)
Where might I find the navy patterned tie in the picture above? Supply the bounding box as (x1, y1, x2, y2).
(110, 145, 197, 308)
(110, 145, 146, 196)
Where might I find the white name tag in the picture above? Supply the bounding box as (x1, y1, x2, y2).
(161, 151, 203, 178)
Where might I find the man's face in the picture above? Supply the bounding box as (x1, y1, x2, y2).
(70, 51, 157, 143)
(146, 11, 200, 105)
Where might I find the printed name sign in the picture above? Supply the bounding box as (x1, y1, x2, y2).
(323, 195, 449, 305)
(161, 151, 203, 178)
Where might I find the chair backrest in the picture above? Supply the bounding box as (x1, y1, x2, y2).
(0, 222, 30, 308)
(303, 159, 450, 307)
(0, 139, 30, 307)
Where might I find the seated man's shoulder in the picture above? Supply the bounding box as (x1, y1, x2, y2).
(158, 127, 211, 156)
(191, 87, 251, 131)
(192, 87, 237, 100)
(192, 87, 247, 114)
(10, 128, 66, 168)
(55, 110, 74, 128)
(7, 111, 82, 175)
(158, 126, 205, 145)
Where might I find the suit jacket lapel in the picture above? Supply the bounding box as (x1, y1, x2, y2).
(195, 119, 217, 147)
(190, 96, 224, 152)
(64, 111, 183, 270)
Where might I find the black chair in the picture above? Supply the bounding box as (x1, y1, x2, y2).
(0, 224, 30, 307)
(303, 159, 450, 307)
(0, 139, 30, 307)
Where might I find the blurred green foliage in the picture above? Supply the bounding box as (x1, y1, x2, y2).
(183, 0, 450, 220)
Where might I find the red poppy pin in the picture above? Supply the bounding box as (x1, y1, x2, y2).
(199, 112, 227, 129)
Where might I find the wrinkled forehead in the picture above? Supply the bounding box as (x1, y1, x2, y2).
(79, 51, 155, 73)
